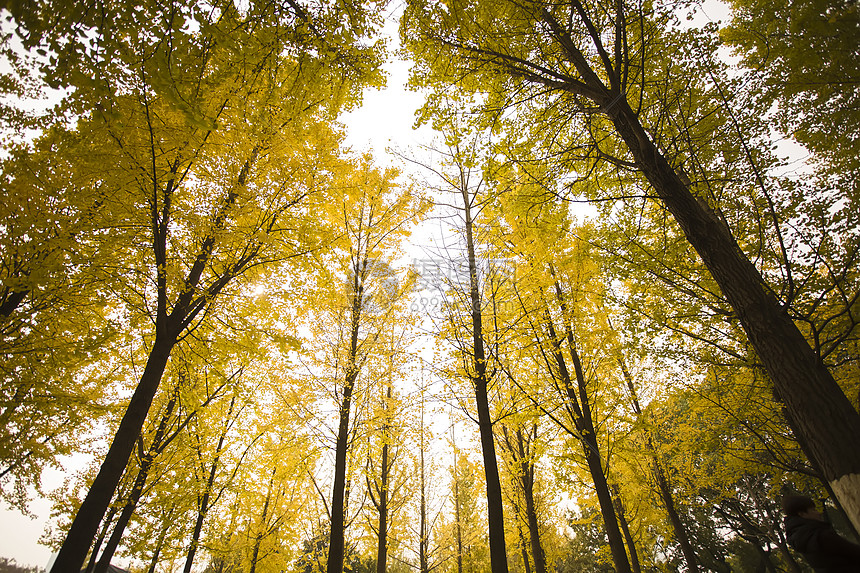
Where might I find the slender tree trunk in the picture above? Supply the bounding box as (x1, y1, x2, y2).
(419, 405, 429, 573)
(52, 336, 175, 573)
(454, 459, 463, 573)
(462, 183, 508, 573)
(94, 393, 178, 573)
(518, 431, 546, 573)
(250, 470, 275, 573)
(85, 505, 118, 573)
(375, 383, 392, 573)
(147, 504, 176, 573)
(654, 467, 700, 572)
(501, 425, 546, 573)
(612, 488, 641, 573)
(517, 521, 531, 573)
(327, 276, 364, 573)
(616, 355, 699, 572)
(543, 310, 632, 573)
(183, 397, 235, 573)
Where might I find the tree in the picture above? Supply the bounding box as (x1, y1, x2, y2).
(408, 120, 513, 573)
(401, 0, 860, 530)
(300, 156, 425, 573)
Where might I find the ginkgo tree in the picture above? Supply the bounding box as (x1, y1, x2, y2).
(295, 154, 426, 573)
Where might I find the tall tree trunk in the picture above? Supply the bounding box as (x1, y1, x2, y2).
(419, 403, 429, 573)
(612, 488, 641, 573)
(501, 425, 546, 573)
(517, 521, 531, 573)
(462, 181, 509, 573)
(518, 431, 546, 573)
(147, 504, 176, 573)
(85, 505, 118, 573)
(250, 470, 275, 573)
(616, 354, 699, 572)
(327, 272, 365, 573)
(533, 8, 860, 531)
(543, 308, 632, 573)
(375, 383, 392, 573)
(610, 79, 860, 533)
(53, 335, 175, 573)
(454, 456, 463, 573)
(94, 392, 178, 573)
(183, 397, 236, 573)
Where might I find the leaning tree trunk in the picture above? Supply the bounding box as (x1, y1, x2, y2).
(94, 393, 178, 573)
(53, 335, 175, 573)
(543, 309, 632, 573)
(534, 9, 860, 531)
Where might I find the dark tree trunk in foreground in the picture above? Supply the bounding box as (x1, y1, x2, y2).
(534, 9, 860, 530)
(51, 152, 261, 573)
(52, 336, 174, 573)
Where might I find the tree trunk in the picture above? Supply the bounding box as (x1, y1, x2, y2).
(94, 393, 178, 573)
(606, 96, 860, 532)
(52, 335, 175, 573)
(419, 394, 429, 573)
(147, 504, 176, 573)
(462, 184, 509, 573)
(501, 425, 546, 573)
(84, 505, 118, 573)
(519, 433, 546, 573)
(612, 488, 641, 573)
(616, 354, 700, 572)
(534, 8, 860, 532)
(183, 397, 235, 573)
(327, 278, 364, 573)
(543, 308, 632, 573)
(454, 458, 463, 573)
(250, 470, 275, 573)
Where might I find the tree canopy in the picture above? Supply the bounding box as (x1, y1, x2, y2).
(1, 0, 858, 572)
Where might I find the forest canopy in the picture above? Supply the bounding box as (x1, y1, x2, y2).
(0, 0, 858, 572)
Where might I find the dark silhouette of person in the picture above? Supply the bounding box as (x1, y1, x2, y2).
(782, 495, 860, 572)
